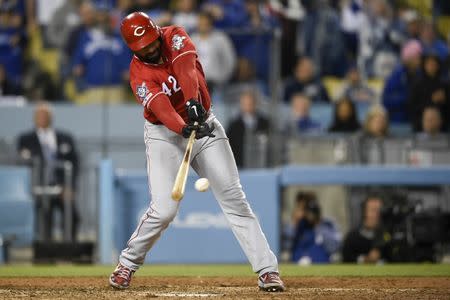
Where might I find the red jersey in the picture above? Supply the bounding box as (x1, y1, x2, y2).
(129, 26, 211, 127)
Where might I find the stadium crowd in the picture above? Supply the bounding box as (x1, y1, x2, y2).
(0, 0, 449, 138)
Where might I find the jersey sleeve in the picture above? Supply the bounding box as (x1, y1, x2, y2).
(131, 78, 164, 109)
(167, 26, 197, 64)
(131, 77, 186, 134)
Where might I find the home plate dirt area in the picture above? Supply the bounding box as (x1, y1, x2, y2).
(1, 276, 449, 299)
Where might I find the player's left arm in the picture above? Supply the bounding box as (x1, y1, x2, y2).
(170, 27, 200, 106)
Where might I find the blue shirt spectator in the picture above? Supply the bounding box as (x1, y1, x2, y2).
(292, 218, 341, 263)
(419, 21, 449, 61)
(0, 27, 23, 83)
(229, 0, 277, 82)
(339, 66, 377, 103)
(297, 117, 321, 133)
(284, 93, 323, 136)
(202, 0, 247, 29)
(0, 7, 25, 84)
(290, 191, 341, 264)
(298, 1, 348, 76)
(71, 28, 130, 88)
(382, 40, 422, 123)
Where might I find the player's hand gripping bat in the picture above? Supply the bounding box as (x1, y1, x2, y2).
(171, 122, 197, 201)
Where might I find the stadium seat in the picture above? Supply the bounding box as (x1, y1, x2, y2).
(0, 167, 34, 253)
(0, 167, 32, 200)
(404, 0, 432, 17)
(310, 103, 333, 128)
(367, 78, 384, 99)
(322, 76, 344, 101)
(437, 17, 450, 40)
(28, 27, 60, 82)
(0, 198, 34, 248)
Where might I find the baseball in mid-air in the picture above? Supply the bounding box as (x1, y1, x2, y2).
(195, 178, 210, 192)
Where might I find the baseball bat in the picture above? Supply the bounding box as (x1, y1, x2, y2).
(171, 122, 197, 201)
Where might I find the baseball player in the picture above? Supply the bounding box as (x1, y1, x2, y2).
(109, 12, 285, 292)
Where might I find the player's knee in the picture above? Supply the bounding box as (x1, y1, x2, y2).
(158, 210, 177, 225)
(220, 182, 246, 201)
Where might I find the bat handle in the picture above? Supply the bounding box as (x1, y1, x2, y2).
(171, 121, 198, 201)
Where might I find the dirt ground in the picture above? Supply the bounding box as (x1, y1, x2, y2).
(0, 276, 449, 299)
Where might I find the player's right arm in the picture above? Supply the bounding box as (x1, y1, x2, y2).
(132, 78, 186, 134)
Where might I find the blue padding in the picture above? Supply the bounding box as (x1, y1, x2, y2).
(99, 160, 114, 264)
(0, 198, 34, 247)
(112, 169, 279, 264)
(281, 165, 450, 186)
(0, 167, 31, 200)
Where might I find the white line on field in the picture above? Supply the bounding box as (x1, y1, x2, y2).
(140, 292, 223, 297)
(295, 288, 420, 292)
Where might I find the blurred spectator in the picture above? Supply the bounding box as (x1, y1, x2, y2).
(338, 66, 376, 103)
(191, 12, 236, 91)
(17, 102, 79, 241)
(22, 60, 60, 101)
(297, 0, 348, 76)
(268, 0, 305, 78)
(417, 106, 445, 138)
(0, 4, 25, 84)
(47, 0, 88, 90)
(65, 1, 96, 63)
(202, 0, 247, 30)
(355, 105, 389, 164)
(399, 9, 421, 41)
(226, 90, 269, 168)
(71, 6, 131, 104)
(283, 57, 330, 103)
(110, 0, 133, 32)
(382, 39, 422, 124)
(340, 0, 365, 59)
(127, 0, 171, 26)
(358, 0, 398, 78)
(285, 93, 322, 135)
(33, 0, 66, 45)
(342, 195, 390, 263)
(409, 54, 449, 132)
(328, 98, 361, 133)
(290, 191, 341, 264)
(419, 20, 449, 61)
(172, 0, 198, 34)
(387, 6, 417, 52)
(229, 0, 277, 82)
(362, 105, 389, 138)
(226, 57, 268, 99)
(0, 63, 21, 95)
(46, 0, 82, 50)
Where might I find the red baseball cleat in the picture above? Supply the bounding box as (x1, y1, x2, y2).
(109, 263, 135, 289)
(258, 272, 285, 292)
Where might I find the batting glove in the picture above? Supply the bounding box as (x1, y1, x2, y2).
(181, 123, 215, 139)
(195, 122, 215, 139)
(186, 99, 207, 123)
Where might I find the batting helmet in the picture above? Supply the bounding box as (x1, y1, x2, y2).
(120, 12, 161, 52)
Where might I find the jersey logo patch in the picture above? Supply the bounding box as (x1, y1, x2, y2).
(172, 34, 186, 51)
(136, 82, 152, 103)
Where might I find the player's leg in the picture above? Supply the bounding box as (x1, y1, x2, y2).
(191, 115, 283, 291)
(110, 122, 184, 288)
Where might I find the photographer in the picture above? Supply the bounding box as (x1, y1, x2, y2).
(290, 192, 341, 264)
(342, 195, 390, 263)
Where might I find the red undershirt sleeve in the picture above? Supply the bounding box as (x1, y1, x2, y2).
(148, 94, 186, 134)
